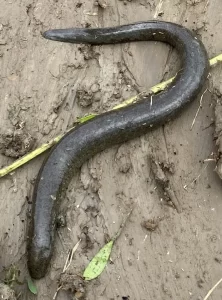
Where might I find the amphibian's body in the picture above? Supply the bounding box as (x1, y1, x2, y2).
(27, 21, 209, 279)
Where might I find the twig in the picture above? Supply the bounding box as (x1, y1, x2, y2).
(183, 162, 209, 190)
(0, 130, 70, 177)
(203, 277, 222, 300)
(52, 239, 81, 300)
(63, 239, 81, 273)
(0, 54, 221, 178)
(190, 89, 208, 130)
(113, 208, 134, 241)
(209, 54, 222, 67)
(83, 11, 98, 16)
(204, 158, 216, 162)
(53, 286, 62, 300)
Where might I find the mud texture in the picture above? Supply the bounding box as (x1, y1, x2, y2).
(0, 0, 222, 299)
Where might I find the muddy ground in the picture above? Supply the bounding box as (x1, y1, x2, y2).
(0, 0, 222, 299)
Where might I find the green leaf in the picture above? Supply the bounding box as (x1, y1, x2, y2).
(27, 278, 38, 295)
(83, 240, 114, 281)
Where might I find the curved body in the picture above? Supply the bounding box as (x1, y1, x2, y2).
(27, 21, 209, 279)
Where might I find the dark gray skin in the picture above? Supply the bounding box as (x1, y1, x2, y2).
(27, 21, 209, 279)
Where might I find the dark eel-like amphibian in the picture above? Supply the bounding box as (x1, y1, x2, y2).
(27, 21, 209, 279)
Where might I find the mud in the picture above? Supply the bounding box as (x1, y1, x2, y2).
(0, 0, 222, 299)
(0, 282, 16, 300)
(0, 125, 35, 158)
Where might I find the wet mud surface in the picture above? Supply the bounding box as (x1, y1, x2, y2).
(0, 0, 222, 299)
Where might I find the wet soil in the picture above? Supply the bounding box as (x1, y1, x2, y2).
(0, 0, 222, 299)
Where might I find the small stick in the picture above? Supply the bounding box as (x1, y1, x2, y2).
(113, 208, 134, 242)
(190, 89, 208, 130)
(53, 286, 62, 300)
(204, 158, 216, 162)
(53, 239, 81, 300)
(183, 162, 209, 190)
(63, 239, 81, 273)
(203, 277, 222, 300)
(83, 11, 98, 16)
